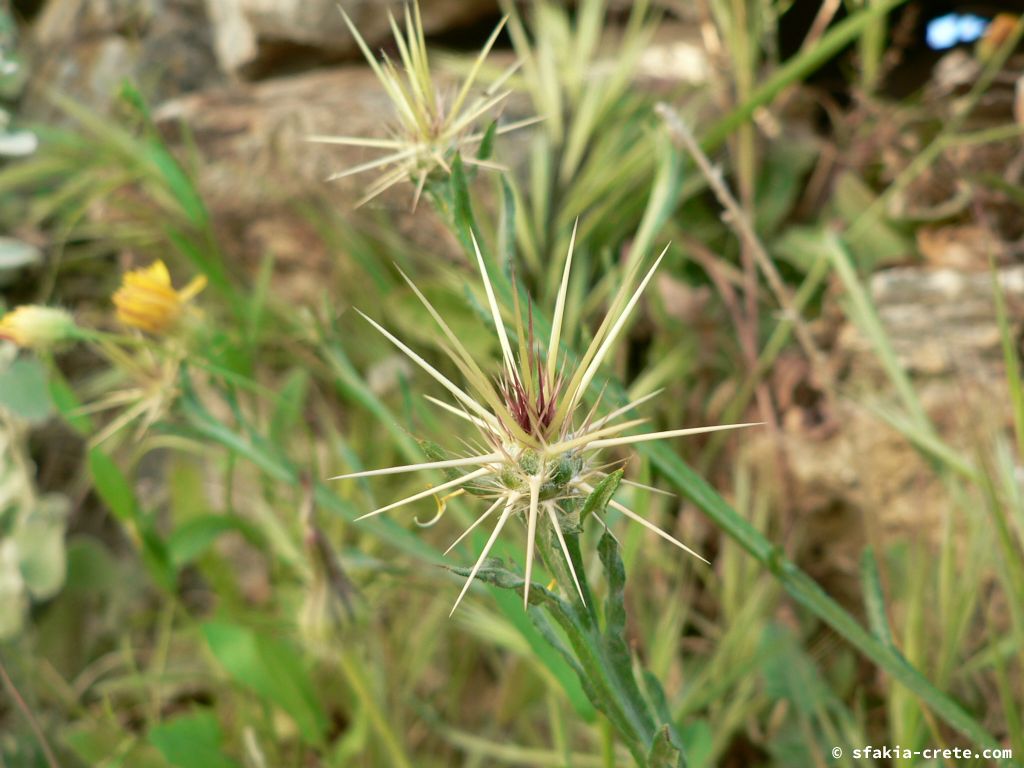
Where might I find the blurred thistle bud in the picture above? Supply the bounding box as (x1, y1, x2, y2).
(976, 14, 1021, 63)
(0, 306, 77, 350)
(112, 260, 206, 334)
(309, 1, 536, 208)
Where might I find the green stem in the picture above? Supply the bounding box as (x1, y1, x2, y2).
(639, 436, 1004, 755)
(701, 0, 906, 152)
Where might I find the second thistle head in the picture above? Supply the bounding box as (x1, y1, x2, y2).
(310, 2, 536, 208)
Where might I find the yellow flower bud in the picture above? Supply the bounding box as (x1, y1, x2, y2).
(112, 260, 206, 334)
(0, 306, 77, 349)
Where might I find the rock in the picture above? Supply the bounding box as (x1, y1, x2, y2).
(154, 67, 394, 209)
(204, 0, 498, 76)
(153, 66, 467, 294)
(754, 262, 1024, 569)
(149, 19, 712, 288)
(916, 224, 1006, 270)
(25, 0, 221, 115)
(840, 265, 1024, 377)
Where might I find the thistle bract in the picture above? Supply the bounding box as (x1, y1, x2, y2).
(333, 225, 758, 614)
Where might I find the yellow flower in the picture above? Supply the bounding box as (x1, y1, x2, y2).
(113, 260, 206, 334)
(0, 306, 76, 349)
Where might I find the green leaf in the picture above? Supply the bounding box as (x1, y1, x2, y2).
(148, 710, 240, 768)
(580, 469, 622, 524)
(64, 717, 167, 767)
(0, 356, 53, 423)
(832, 172, 910, 269)
(677, 720, 713, 768)
(700, 0, 909, 152)
(167, 514, 261, 570)
(13, 494, 69, 599)
(63, 537, 119, 593)
(597, 530, 655, 746)
(140, 524, 176, 592)
(773, 225, 829, 273)
(754, 141, 818, 237)
(202, 620, 328, 745)
(270, 369, 310, 446)
(0, 541, 28, 639)
(447, 557, 560, 601)
(88, 449, 138, 523)
(760, 623, 831, 716)
(643, 668, 685, 758)
(861, 547, 896, 648)
(476, 120, 498, 162)
(448, 153, 477, 253)
(647, 725, 683, 768)
(48, 368, 92, 434)
(144, 139, 208, 227)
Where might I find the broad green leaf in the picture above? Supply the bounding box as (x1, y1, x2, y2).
(13, 493, 69, 599)
(148, 710, 240, 768)
(0, 540, 27, 639)
(202, 620, 328, 745)
(754, 140, 818, 237)
(598, 530, 628, 640)
(773, 225, 830, 273)
(678, 720, 714, 768)
(0, 356, 53, 423)
(64, 717, 167, 767)
(832, 172, 909, 270)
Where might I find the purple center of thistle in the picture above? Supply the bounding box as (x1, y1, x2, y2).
(500, 363, 560, 438)
(497, 308, 562, 438)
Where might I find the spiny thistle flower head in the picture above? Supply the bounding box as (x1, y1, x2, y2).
(333, 225, 758, 615)
(0, 306, 77, 350)
(309, 2, 535, 208)
(112, 260, 206, 334)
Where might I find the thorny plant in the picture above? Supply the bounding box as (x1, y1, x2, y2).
(309, 4, 536, 208)
(1, 1, 1019, 765)
(331, 225, 758, 614)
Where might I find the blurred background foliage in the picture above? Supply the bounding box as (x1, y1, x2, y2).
(1, 0, 1024, 765)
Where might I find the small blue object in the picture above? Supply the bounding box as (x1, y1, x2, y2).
(957, 14, 988, 44)
(926, 12, 990, 50)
